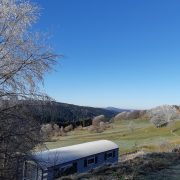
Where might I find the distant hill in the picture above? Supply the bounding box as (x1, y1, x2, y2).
(114, 105, 180, 127)
(105, 107, 130, 113)
(25, 101, 118, 126)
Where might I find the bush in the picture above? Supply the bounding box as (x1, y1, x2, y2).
(64, 124, 73, 132)
(92, 115, 105, 127)
(41, 124, 53, 138)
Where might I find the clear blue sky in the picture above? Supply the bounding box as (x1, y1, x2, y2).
(33, 0, 180, 109)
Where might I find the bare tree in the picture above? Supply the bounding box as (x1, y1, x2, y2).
(0, 0, 58, 179)
(92, 115, 105, 127)
(149, 105, 179, 128)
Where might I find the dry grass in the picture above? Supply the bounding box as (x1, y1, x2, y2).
(58, 151, 180, 180)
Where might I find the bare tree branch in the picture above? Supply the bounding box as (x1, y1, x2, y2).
(0, 0, 58, 179)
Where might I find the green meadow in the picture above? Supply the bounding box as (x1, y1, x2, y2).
(45, 119, 180, 155)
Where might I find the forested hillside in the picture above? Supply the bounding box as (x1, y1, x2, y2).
(22, 101, 118, 126)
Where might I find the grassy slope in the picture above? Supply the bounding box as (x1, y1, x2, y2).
(45, 119, 180, 155)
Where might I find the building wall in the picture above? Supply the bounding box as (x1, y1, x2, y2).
(45, 148, 119, 180)
(77, 148, 118, 173)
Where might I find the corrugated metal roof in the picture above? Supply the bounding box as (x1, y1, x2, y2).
(32, 140, 118, 169)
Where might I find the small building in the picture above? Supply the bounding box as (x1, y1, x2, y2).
(23, 140, 119, 180)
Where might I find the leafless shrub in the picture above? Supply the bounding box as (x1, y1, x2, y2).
(99, 121, 106, 131)
(92, 115, 105, 127)
(75, 125, 83, 130)
(88, 125, 97, 132)
(64, 124, 73, 132)
(41, 123, 73, 138)
(149, 105, 179, 128)
(53, 124, 60, 132)
(60, 126, 64, 133)
(82, 126, 88, 130)
(88, 115, 113, 133)
(41, 124, 53, 139)
(114, 110, 145, 121)
(114, 111, 127, 121)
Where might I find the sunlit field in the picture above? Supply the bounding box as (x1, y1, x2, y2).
(45, 119, 180, 155)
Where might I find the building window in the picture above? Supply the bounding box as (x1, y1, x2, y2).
(104, 151, 114, 160)
(107, 152, 113, 159)
(113, 150, 116, 157)
(84, 156, 96, 167)
(84, 159, 87, 167)
(95, 155, 98, 163)
(87, 157, 95, 165)
(54, 163, 77, 178)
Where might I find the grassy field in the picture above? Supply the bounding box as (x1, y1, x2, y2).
(45, 119, 180, 155)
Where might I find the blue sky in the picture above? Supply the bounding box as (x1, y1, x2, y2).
(33, 0, 180, 109)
